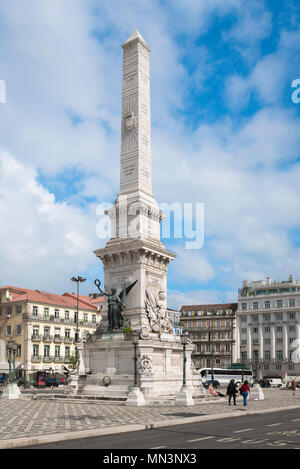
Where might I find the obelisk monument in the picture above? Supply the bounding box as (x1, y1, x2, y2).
(76, 31, 202, 405)
(94, 30, 176, 332)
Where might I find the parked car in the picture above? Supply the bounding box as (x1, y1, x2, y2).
(45, 377, 59, 387)
(296, 381, 300, 388)
(202, 379, 220, 389)
(268, 378, 282, 388)
(0, 373, 7, 386)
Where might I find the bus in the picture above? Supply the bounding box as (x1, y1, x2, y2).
(198, 368, 254, 386)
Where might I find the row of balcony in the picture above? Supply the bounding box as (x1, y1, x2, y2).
(181, 312, 235, 318)
(23, 313, 97, 327)
(183, 325, 233, 331)
(193, 351, 232, 356)
(190, 337, 234, 342)
(31, 355, 70, 363)
(31, 335, 75, 343)
(240, 358, 295, 364)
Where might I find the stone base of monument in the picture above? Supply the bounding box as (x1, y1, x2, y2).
(250, 383, 265, 400)
(174, 386, 195, 407)
(125, 387, 146, 406)
(1, 383, 21, 400)
(76, 332, 205, 404)
(65, 374, 79, 394)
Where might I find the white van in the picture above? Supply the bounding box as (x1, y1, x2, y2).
(269, 378, 282, 388)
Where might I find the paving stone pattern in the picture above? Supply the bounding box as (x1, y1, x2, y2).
(0, 389, 299, 441)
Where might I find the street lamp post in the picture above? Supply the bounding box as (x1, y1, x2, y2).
(131, 331, 139, 387)
(240, 347, 247, 383)
(209, 331, 214, 381)
(254, 358, 259, 383)
(174, 332, 194, 406)
(12, 345, 16, 382)
(125, 330, 145, 406)
(181, 332, 189, 390)
(8, 346, 12, 384)
(242, 355, 245, 383)
(50, 367, 53, 389)
(3, 340, 21, 399)
(7, 340, 17, 383)
(71, 276, 86, 364)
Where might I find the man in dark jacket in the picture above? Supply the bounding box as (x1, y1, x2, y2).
(227, 379, 238, 405)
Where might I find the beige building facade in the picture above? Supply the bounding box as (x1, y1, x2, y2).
(0, 286, 103, 381)
(179, 303, 238, 369)
(237, 275, 300, 380)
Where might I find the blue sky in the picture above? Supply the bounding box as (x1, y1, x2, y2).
(0, 0, 300, 308)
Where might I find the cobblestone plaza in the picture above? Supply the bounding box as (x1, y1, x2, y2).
(0, 389, 299, 444)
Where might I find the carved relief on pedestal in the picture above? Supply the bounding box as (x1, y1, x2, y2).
(146, 269, 162, 288)
(145, 288, 174, 335)
(139, 355, 153, 376)
(111, 271, 134, 290)
(139, 326, 150, 340)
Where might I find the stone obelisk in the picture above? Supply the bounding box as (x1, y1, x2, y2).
(119, 30, 153, 205)
(76, 31, 201, 405)
(94, 30, 176, 332)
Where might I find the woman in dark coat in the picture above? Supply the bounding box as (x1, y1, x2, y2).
(226, 379, 237, 405)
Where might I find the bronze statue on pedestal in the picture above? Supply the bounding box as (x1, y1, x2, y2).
(94, 279, 138, 332)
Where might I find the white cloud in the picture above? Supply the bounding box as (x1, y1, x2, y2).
(167, 288, 236, 310)
(225, 25, 300, 109)
(168, 247, 215, 284)
(223, 0, 273, 62)
(155, 105, 300, 295)
(0, 150, 102, 293)
(225, 54, 287, 109)
(0, 0, 299, 309)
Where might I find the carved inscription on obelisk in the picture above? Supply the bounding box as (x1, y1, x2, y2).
(120, 31, 152, 197)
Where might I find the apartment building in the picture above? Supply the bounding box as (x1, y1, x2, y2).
(179, 303, 238, 369)
(0, 286, 103, 380)
(237, 275, 300, 380)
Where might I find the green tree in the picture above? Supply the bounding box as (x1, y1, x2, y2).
(69, 352, 77, 369)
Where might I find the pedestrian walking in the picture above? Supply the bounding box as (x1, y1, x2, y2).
(226, 379, 238, 405)
(291, 379, 297, 396)
(239, 380, 250, 406)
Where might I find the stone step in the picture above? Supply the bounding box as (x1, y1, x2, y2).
(81, 383, 132, 389)
(79, 384, 131, 390)
(28, 394, 127, 403)
(148, 399, 175, 406)
(78, 387, 130, 398)
(83, 378, 133, 386)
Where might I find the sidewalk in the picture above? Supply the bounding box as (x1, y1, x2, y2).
(0, 388, 299, 448)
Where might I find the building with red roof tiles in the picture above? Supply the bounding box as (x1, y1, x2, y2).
(0, 285, 104, 383)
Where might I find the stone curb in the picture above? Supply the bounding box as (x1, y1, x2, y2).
(1, 403, 300, 449)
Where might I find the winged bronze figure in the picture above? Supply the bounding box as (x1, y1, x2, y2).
(94, 279, 138, 331)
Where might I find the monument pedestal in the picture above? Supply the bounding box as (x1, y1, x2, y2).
(1, 383, 21, 400)
(251, 383, 265, 401)
(175, 387, 195, 407)
(126, 387, 146, 406)
(77, 332, 204, 403)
